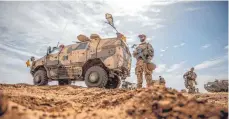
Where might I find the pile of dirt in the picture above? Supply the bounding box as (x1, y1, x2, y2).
(123, 86, 227, 119)
(194, 92, 228, 109)
(0, 84, 228, 119)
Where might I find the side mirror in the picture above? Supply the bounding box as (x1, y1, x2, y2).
(47, 46, 51, 55)
(30, 56, 35, 61)
(105, 13, 114, 27)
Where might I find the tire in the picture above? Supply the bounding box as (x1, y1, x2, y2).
(84, 66, 108, 88)
(58, 79, 71, 85)
(33, 70, 48, 86)
(105, 75, 121, 89)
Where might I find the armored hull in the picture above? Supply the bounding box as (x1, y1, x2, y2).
(204, 80, 228, 92)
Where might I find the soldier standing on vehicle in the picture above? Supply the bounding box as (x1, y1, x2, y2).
(133, 34, 154, 88)
(159, 76, 166, 86)
(183, 67, 197, 93)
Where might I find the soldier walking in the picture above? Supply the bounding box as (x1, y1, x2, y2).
(183, 67, 197, 93)
(133, 34, 154, 88)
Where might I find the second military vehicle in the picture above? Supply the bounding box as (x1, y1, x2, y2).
(29, 14, 131, 89)
(204, 79, 228, 92)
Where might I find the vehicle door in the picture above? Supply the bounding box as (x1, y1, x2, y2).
(45, 47, 60, 78)
(70, 42, 88, 65)
(46, 47, 60, 67)
(68, 42, 89, 78)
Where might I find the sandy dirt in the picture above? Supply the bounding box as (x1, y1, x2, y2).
(0, 84, 228, 119)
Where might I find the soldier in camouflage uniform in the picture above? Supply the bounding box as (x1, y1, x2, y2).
(133, 34, 154, 88)
(159, 76, 166, 86)
(183, 67, 197, 93)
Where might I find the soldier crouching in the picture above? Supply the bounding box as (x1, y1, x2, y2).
(159, 76, 166, 86)
(133, 34, 155, 88)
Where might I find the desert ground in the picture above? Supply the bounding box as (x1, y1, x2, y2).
(0, 84, 228, 119)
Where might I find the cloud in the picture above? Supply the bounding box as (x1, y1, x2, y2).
(180, 43, 185, 46)
(160, 46, 169, 52)
(173, 45, 178, 48)
(115, 20, 120, 26)
(152, 24, 165, 30)
(195, 56, 227, 70)
(160, 49, 166, 52)
(151, 1, 177, 6)
(201, 44, 211, 49)
(210, 66, 228, 71)
(173, 42, 185, 48)
(167, 61, 186, 72)
(224, 45, 228, 49)
(155, 64, 166, 73)
(0, 43, 41, 58)
(138, 17, 165, 29)
(185, 7, 203, 12)
(150, 8, 160, 13)
(160, 54, 163, 57)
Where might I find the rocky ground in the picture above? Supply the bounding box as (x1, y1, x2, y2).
(0, 84, 228, 119)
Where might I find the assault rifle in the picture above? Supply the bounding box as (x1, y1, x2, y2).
(132, 44, 151, 63)
(132, 44, 156, 71)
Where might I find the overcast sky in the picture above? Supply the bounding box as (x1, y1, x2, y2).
(0, 1, 228, 92)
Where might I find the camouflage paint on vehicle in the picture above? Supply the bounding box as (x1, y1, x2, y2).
(30, 34, 131, 84)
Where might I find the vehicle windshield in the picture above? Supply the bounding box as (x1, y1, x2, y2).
(48, 46, 60, 54)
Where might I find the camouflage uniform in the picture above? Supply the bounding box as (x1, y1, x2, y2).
(133, 41, 154, 88)
(159, 76, 165, 86)
(183, 70, 197, 93)
(121, 81, 128, 89)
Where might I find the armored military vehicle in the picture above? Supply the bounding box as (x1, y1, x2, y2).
(29, 14, 131, 89)
(204, 79, 228, 92)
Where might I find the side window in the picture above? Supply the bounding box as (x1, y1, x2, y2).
(76, 43, 88, 50)
(67, 43, 88, 53)
(50, 47, 60, 54)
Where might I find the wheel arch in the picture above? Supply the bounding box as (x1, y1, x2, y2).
(82, 58, 108, 77)
(31, 65, 47, 76)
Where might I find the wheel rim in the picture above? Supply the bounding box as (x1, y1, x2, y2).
(35, 75, 41, 83)
(89, 72, 99, 83)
